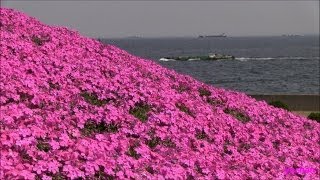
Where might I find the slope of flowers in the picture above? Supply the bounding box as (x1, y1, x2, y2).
(0, 8, 319, 180)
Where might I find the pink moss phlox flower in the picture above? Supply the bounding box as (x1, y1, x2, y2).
(0, 7, 319, 179)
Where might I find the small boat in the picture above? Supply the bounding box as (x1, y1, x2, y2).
(160, 53, 235, 61)
(208, 53, 234, 59)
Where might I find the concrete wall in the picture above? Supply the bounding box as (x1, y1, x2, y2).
(248, 94, 320, 111)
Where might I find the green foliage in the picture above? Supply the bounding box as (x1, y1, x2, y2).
(176, 102, 194, 117)
(26, 69, 34, 74)
(81, 92, 109, 106)
(174, 84, 190, 93)
(145, 166, 155, 174)
(186, 175, 195, 180)
(48, 81, 61, 90)
(18, 92, 34, 102)
(237, 142, 251, 153)
(31, 34, 50, 46)
(126, 145, 141, 159)
(36, 172, 68, 180)
(195, 129, 208, 140)
(229, 128, 236, 138)
(146, 136, 161, 149)
(106, 123, 120, 133)
(269, 100, 290, 111)
(51, 173, 68, 180)
(198, 87, 211, 97)
(81, 121, 99, 136)
(19, 149, 33, 163)
(272, 140, 281, 150)
(81, 120, 120, 136)
(223, 140, 233, 155)
(194, 161, 204, 175)
(161, 138, 176, 148)
(224, 108, 251, 123)
(129, 102, 151, 122)
(32, 35, 44, 46)
(36, 139, 51, 152)
(307, 112, 320, 123)
(126, 133, 140, 139)
(207, 98, 224, 106)
(93, 166, 115, 180)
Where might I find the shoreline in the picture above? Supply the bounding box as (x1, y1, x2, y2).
(292, 111, 319, 118)
(249, 94, 319, 111)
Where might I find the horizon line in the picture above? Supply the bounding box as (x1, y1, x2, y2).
(93, 34, 320, 39)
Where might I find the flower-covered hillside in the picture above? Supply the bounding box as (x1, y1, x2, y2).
(0, 8, 319, 180)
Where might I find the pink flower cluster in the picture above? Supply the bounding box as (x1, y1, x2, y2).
(0, 8, 319, 180)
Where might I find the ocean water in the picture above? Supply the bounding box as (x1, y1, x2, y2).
(101, 36, 319, 94)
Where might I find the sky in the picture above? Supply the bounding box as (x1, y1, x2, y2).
(2, 1, 319, 38)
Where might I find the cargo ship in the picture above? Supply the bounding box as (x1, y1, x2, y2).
(198, 33, 227, 38)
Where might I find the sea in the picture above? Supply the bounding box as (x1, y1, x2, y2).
(100, 36, 319, 95)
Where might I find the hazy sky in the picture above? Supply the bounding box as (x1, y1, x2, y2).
(2, 1, 319, 38)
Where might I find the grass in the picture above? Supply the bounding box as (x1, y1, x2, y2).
(272, 140, 281, 150)
(161, 138, 176, 148)
(195, 129, 208, 140)
(198, 87, 211, 97)
(18, 92, 34, 102)
(31, 35, 45, 46)
(224, 108, 251, 123)
(93, 166, 115, 180)
(223, 140, 233, 155)
(307, 112, 320, 123)
(293, 111, 320, 123)
(48, 81, 61, 90)
(207, 97, 225, 107)
(36, 138, 51, 152)
(145, 136, 161, 149)
(81, 92, 109, 107)
(176, 102, 194, 117)
(145, 166, 155, 174)
(237, 142, 251, 153)
(269, 100, 290, 111)
(174, 84, 190, 93)
(81, 120, 120, 136)
(19, 149, 33, 163)
(129, 102, 151, 122)
(126, 145, 141, 159)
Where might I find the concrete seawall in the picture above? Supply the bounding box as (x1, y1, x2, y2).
(248, 94, 320, 111)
